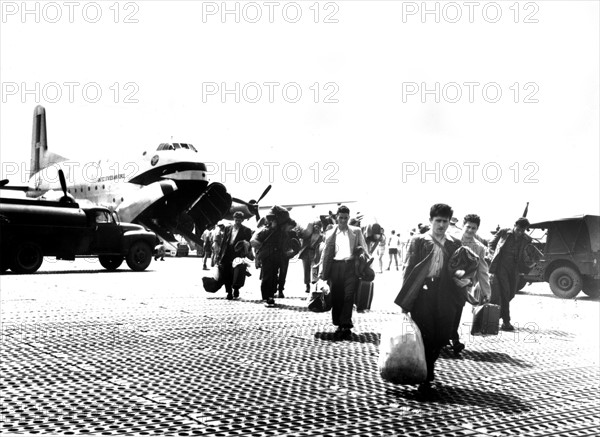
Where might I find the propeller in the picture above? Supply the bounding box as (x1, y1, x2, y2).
(58, 169, 75, 203)
(231, 184, 272, 220)
(0, 179, 8, 188)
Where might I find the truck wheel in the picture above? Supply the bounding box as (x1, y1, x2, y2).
(12, 242, 43, 274)
(99, 255, 123, 271)
(581, 278, 600, 298)
(548, 266, 582, 299)
(126, 241, 152, 271)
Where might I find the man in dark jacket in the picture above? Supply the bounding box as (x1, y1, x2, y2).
(217, 212, 253, 300)
(394, 203, 463, 396)
(251, 206, 298, 307)
(488, 217, 532, 331)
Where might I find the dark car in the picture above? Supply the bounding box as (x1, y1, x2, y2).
(521, 215, 600, 298)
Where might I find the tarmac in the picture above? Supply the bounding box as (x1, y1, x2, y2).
(1, 256, 599, 436)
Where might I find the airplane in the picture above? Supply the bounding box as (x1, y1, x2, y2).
(0, 106, 257, 246)
(1, 106, 355, 247)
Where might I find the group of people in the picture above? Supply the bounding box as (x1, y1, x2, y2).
(204, 202, 535, 395)
(209, 205, 368, 340)
(374, 229, 405, 273)
(209, 206, 306, 305)
(395, 203, 534, 397)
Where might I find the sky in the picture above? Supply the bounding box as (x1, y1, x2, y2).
(1, 0, 598, 237)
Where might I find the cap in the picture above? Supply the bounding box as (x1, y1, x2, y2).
(233, 211, 245, 219)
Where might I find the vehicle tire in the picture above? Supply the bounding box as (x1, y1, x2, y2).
(517, 276, 527, 291)
(99, 255, 123, 271)
(11, 242, 43, 274)
(548, 266, 582, 299)
(126, 241, 152, 271)
(581, 278, 600, 298)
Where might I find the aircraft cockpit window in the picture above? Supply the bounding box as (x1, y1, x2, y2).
(157, 143, 195, 151)
(157, 143, 176, 151)
(95, 211, 112, 224)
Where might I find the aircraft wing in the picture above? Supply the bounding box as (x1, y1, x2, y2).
(0, 184, 30, 191)
(259, 200, 357, 210)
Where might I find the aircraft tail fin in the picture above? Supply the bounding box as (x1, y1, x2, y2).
(30, 105, 67, 177)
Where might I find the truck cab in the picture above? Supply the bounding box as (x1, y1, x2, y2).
(0, 197, 157, 274)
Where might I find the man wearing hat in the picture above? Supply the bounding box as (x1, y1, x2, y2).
(251, 206, 299, 307)
(217, 211, 253, 300)
(488, 217, 532, 331)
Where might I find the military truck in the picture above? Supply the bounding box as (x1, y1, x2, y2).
(0, 197, 158, 274)
(521, 215, 600, 299)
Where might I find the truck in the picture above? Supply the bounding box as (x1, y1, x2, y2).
(0, 197, 158, 274)
(521, 215, 600, 299)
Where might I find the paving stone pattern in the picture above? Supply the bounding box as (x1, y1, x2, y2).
(1, 259, 599, 436)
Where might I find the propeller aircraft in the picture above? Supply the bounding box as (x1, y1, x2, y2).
(1, 106, 356, 247)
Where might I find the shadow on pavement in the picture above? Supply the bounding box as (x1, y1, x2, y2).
(314, 331, 380, 345)
(388, 383, 533, 412)
(442, 349, 535, 368)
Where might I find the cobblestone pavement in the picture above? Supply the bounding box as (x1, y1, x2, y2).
(1, 257, 599, 436)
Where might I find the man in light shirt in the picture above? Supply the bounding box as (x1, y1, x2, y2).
(448, 214, 492, 355)
(321, 205, 367, 340)
(386, 230, 401, 271)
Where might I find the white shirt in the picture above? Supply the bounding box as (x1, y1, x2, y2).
(425, 233, 446, 278)
(333, 227, 352, 260)
(230, 227, 239, 244)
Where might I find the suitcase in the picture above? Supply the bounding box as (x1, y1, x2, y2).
(356, 280, 374, 312)
(471, 304, 500, 336)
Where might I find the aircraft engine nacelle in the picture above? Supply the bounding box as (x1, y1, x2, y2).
(187, 182, 232, 233)
(116, 180, 178, 223)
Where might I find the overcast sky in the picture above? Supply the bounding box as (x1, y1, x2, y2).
(1, 1, 598, 236)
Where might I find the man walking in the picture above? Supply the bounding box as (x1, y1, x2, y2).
(386, 230, 401, 271)
(251, 206, 297, 307)
(394, 203, 463, 396)
(217, 212, 252, 300)
(449, 214, 492, 355)
(321, 205, 367, 340)
(298, 220, 324, 293)
(488, 217, 532, 331)
(201, 227, 213, 270)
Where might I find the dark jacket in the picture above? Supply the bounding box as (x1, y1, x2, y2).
(488, 228, 533, 274)
(298, 229, 324, 261)
(217, 224, 252, 263)
(394, 234, 462, 312)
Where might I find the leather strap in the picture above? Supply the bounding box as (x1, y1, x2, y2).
(430, 235, 449, 259)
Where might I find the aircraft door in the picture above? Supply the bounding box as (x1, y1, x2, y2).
(90, 210, 123, 254)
